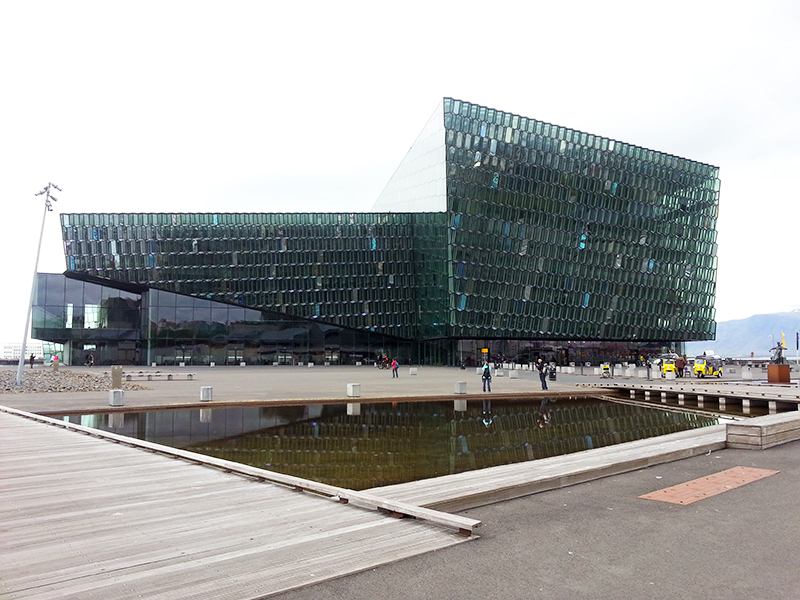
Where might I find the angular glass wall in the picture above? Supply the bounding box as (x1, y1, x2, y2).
(442, 97, 719, 342)
(33, 273, 413, 366)
(372, 100, 447, 213)
(31, 273, 144, 365)
(412, 212, 449, 339)
(61, 212, 422, 340)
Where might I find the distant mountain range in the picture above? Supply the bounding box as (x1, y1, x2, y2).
(685, 310, 800, 359)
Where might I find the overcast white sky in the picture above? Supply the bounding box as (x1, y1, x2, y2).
(1, 0, 798, 346)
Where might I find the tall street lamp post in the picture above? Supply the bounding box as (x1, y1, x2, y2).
(16, 183, 60, 386)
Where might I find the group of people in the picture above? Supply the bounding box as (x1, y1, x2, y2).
(28, 354, 62, 368)
(481, 357, 553, 392)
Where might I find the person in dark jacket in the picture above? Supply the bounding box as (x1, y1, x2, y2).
(536, 358, 549, 390)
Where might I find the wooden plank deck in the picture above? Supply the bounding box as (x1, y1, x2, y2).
(579, 381, 800, 404)
(371, 425, 728, 512)
(0, 408, 473, 600)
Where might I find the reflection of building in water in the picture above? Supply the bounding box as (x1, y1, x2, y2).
(174, 399, 716, 490)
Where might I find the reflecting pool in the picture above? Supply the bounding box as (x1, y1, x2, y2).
(56, 397, 718, 490)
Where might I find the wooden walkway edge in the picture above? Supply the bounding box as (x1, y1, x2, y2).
(0, 406, 475, 600)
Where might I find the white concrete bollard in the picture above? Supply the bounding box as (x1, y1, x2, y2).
(109, 389, 124, 406)
(200, 386, 213, 402)
(308, 362, 315, 368)
(454, 381, 467, 394)
(409, 367, 418, 375)
(240, 361, 246, 367)
(347, 383, 361, 397)
(210, 362, 215, 367)
(179, 362, 185, 367)
(509, 370, 519, 379)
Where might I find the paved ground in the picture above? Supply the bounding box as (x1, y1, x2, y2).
(0, 364, 590, 413)
(1, 362, 790, 414)
(3, 364, 800, 599)
(272, 439, 800, 600)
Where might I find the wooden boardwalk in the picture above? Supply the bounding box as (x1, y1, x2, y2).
(579, 381, 800, 414)
(0, 408, 474, 600)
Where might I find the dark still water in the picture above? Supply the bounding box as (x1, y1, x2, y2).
(56, 397, 717, 490)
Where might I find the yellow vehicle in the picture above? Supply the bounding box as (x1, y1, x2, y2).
(694, 356, 723, 378)
(660, 354, 679, 377)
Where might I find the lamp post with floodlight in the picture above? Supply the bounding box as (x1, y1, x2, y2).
(16, 183, 60, 386)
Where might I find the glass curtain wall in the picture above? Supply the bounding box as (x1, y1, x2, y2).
(442, 97, 720, 343)
(61, 213, 422, 341)
(32, 273, 412, 366)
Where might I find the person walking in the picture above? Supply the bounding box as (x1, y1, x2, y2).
(29, 353, 35, 369)
(536, 358, 549, 390)
(391, 358, 399, 378)
(675, 355, 686, 378)
(482, 362, 492, 392)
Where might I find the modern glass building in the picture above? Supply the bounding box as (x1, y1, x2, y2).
(43, 98, 720, 366)
(32, 272, 411, 366)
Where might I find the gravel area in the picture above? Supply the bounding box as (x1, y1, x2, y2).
(0, 369, 149, 394)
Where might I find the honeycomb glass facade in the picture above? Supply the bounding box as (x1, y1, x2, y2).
(54, 98, 720, 365)
(60, 212, 450, 341)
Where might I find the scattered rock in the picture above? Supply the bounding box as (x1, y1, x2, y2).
(0, 370, 149, 394)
